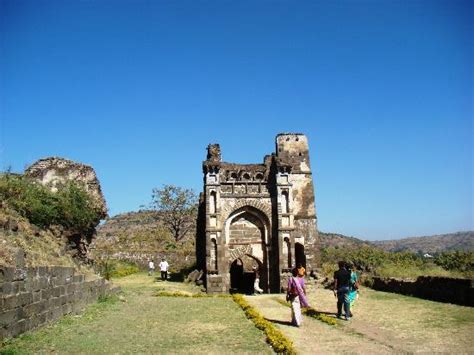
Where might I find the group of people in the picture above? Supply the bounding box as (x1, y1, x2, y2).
(286, 261, 358, 327)
(148, 258, 170, 281)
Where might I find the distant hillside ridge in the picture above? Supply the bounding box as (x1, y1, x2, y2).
(319, 231, 373, 249)
(92, 210, 195, 272)
(373, 231, 474, 254)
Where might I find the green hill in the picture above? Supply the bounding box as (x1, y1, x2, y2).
(373, 231, 474, 254)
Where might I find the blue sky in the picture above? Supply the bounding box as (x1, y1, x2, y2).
(1, 0, 472, 240)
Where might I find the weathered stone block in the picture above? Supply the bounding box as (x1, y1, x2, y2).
(50, 266, 63, 278)
(59, 295, 68, 305)
(0, 326, 7, 341)
(37, 312, 47, 325)
(52, 287, 61, 298)
(73, 274, 84, 283)
(1, 282, 14, 294)
(37, 300, 47, 314)
(41, 289, 52, 301)
(31, 279, 41, 292)
(51, 307, 62, 321)
(52, 277, 66, 287)
(23, 302, 39, 317)
(18, 292, 33, 307)
(7, 319, 26, 338)
(27, 267, 39, 279)
(0, 309, 18, 327)
(11, 282, 22, 294)
(37, 267, 48, 277)
(14, 281, 26, 293)
(2, 295, 17, 310)
(32, 290, 41, 302)
(0, 268, 15, 282)
(66, 283, 76, 294)
(37, 277, 49, 289)
(12, 269, 27, 282)
(51, 297, 61, 308)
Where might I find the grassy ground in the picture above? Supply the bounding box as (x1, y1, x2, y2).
(310, 283, 474, 353)
(0, 273, 271, 354)
(245, 281, 474, 354)
(2, 274, 473, 354)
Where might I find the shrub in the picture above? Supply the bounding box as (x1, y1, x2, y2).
(321, 245, 473, 278)
(154, 290, 229, 298)
(0, 174, 103, 233)
(96, 260, 139, 280)
(232, 294, 295, 354)
(111, 261, 140, 278)
(434, 251, 474, 272)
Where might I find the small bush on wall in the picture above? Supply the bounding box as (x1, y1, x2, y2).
(0, 174, 103, 234)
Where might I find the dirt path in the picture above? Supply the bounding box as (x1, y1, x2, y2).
(245, 294, 395, 354)
(246, 283, 474, 354)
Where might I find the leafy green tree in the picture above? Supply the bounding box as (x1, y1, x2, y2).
(150, 185, 198, 242)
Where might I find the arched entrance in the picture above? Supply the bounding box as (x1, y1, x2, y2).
(224, 206, 270, 293)
(229, 255, 262, 294)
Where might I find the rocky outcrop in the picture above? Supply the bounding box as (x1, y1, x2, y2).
(24, 157, 107, 218)
(24, 157, 108, 262)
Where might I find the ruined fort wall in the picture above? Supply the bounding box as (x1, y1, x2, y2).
(368, 276, 474, 307)
(0, 267, 119, 340)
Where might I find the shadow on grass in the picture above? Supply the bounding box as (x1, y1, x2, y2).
(313, 310, 338, 317)
(264, 318, 294, 326)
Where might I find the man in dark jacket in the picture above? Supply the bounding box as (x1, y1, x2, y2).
(333, 261, 351, 320)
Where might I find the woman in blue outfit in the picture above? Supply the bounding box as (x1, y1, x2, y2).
(346, 263, 358, 317)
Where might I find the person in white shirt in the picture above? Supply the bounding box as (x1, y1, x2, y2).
(253, 267, 263, 295)
(148, 260, 155, 276)
(159, 258, 169, 281)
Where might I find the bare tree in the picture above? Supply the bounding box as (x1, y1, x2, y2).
(151, 184, 198, 242)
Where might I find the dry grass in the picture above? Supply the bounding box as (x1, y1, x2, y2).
(1, 273, 272, 354)
(305, 282, 474, 353)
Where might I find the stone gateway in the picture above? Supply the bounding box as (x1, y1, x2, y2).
(196, 133, 318, 294)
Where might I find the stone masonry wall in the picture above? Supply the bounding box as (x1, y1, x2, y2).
(368, 276, 474, 307)
(0, 266, 119, 340)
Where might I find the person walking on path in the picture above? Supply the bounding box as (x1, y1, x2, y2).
(148, 259, 155, 276)
(286, 266, 310, 327)
(347, 263, 359, 317)
(253, 267, 264, 295)
(333, 261, 352, 320)
(159, 258, 169, 281)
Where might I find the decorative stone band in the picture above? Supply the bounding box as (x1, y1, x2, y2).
(229, 245, 252, 261)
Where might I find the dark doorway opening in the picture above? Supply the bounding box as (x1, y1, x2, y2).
(230, 258, 257, 294)
(295, 243, 306, 268)
(230, 258, 243, 292)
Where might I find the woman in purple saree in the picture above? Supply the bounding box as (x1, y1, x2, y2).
(286, 267, 310, 327)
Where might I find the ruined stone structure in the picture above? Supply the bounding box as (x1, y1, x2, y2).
(24, 157, 107, 217)
(24, 157, 107, 261)
(196, 133, 318, 294)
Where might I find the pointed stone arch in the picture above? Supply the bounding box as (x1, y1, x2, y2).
(223, 205, 271, 293)
(221, 199, 272, 226)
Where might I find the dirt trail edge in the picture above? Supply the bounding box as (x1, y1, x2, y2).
(244, 294, 398, 355)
